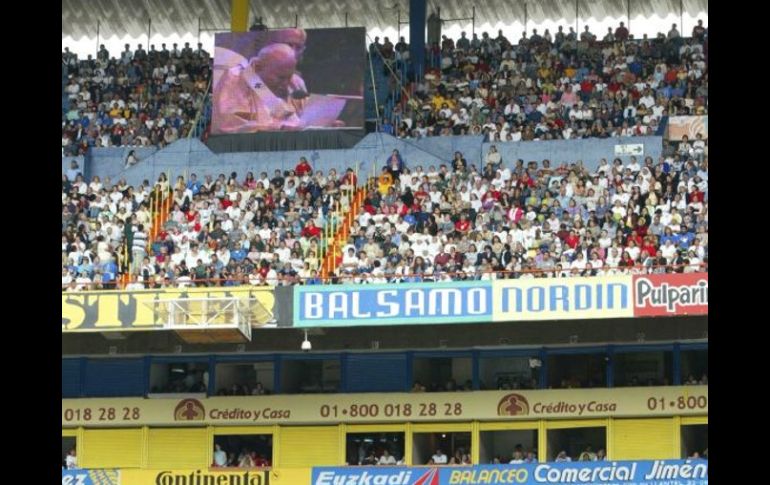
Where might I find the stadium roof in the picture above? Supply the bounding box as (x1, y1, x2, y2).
(63, 0, 707, 41)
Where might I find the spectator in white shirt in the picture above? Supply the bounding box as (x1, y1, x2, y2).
(431, 449, 448, 464)
(378, 450, 397, 465)
(65, 448, 78, 469)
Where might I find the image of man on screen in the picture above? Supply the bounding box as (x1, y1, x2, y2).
(214, 43, 308, 132)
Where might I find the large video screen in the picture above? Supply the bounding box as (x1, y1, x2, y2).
(212, 27, 365, 134)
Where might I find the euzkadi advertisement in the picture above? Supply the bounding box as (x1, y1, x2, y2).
(293, 274, 708, 327)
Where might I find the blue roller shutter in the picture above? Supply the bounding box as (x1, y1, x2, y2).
(84, 358, 145, 397)
(345, 353, 407, 392)
(62, 358, 82, 398)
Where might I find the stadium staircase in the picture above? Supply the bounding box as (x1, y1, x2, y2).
(118, 183, 174, 288)
(319, 173, 376, 280)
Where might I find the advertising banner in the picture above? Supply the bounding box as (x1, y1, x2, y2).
(62, 286, 277, 332)
(312, 461, 708, 485)
(294, 274, 707, 327)
(294, 281, 493, 327)
(633, 273, 708, 317)
(62, 386, 707, 427)
(62, 469, 120, 485)
(493, 275, 633, 322)
(121, 469, 269, 485)
(667, 116, 708, 141)
(614, 143, 644, 156)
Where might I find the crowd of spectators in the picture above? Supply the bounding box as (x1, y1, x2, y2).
(216, 382, 270, 396)
(683, 373, 708, 385)
(427, 448, 472, 465)
(371, 21, 707, 142)
(411, 378, 475, 392)
(491, 444, 539, 464)
(552, 446, 606, 462)
(62, 135, 708, 289)
(212, 443, 271, 468)
(62, 42, 211, 155)
(352, 444, 405, 466)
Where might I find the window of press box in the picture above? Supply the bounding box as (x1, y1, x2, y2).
(680, 424, 708, 459)
(212, 434, 273, 468)
(214, 362, 275, 396)
(478, 355, 540, 390)
(412, 432, 472, 465)
(546, 426, 607, 462)
(62, 436, 77, 469)
(681, 349, 708, 385)
(613, 351, 674, 387)
(280, 358, 340, 394)
(479, 429, 538, 464)
(547, 353, 608, 389)
(346, 432, 405, 465)
(412, 356, 473, 392)
(149, 362, 209, 395)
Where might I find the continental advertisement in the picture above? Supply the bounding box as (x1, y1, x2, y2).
(62, 286, 280, 332)
(312, 461, 708, 485)
(62, 386, 707, 427)
(63, 469, 269, 485)
(293, 274, 707, 327)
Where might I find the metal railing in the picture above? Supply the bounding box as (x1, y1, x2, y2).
(190, 77, 213, 140)
(63, 264, 707, 292)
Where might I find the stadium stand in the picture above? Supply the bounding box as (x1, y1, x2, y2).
(62, 145, 707, 289)
(62, 42, 211, 155)
(372, 24, 707, 141)
(62, 24, 707, 291)
(62, 3, 708, 475)
(62, 23, 707, 153)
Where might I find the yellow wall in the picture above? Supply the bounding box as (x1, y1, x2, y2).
(81, 428, 143, 468)
(611, 418, 676, 459)
(73, 415, 704, 469)
(271, 468, 311, 484)
(147, 428, 209, 469)
(278, 426, 340, 467)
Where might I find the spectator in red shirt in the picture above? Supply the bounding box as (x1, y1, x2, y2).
(434, 249, 452, 267)
(627, 230, 643, 248)
(301, 220, 322, 239)
(341, 168, 357, 187)
(690, 187, 704, 203)
(516, 173, 535, 189)
(565, 230, 580, 249)
(295, 157, 313, 177)
(641, 237, 658, 260)
(455, 214, 471, 235)
(614, 22, 629, 41)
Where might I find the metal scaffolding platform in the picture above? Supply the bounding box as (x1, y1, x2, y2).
(141, 297, 273, 343)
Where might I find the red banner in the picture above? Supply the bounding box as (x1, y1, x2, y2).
(633, 273, 708, 317)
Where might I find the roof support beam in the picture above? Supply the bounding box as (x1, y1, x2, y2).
(231, 0, 249, 32)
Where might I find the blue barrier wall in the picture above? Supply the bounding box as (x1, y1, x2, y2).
(61, 155, 86, 178)
(483, 136, 662, 172)
(72, 134, 663, 186)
